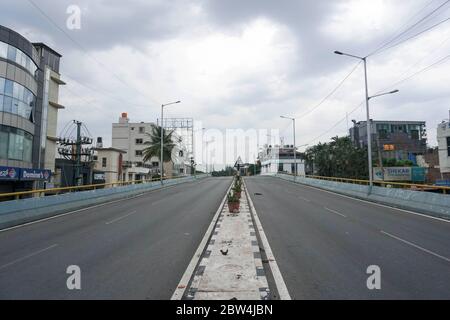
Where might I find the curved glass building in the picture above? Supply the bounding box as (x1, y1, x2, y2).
(0, 25, 65, 193)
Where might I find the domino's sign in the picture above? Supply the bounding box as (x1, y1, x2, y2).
(20, 169, 51, 181)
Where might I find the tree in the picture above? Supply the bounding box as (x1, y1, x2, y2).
(142, 124, 176, 164)
(305, 136, 368, 179)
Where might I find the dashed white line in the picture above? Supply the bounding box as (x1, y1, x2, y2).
(105, 211, 137, 225)
(0, 244, 58, 270)
(381, 230, 450, 263)
(298, 196, 311, 202)
(324, 207, 347, 218)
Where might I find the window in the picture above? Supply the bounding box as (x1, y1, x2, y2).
(135, 138, 143, 144)
(7, 45, 16, 62)
(8, 130, 24, 161)
(139, 127, 145, 134)
(278, 163, 284, 172)
(447, 137, 450, 157)
(4, 79, 13, 96)
(0, 42, 7, 58)
(102, 157, 107, 167)
(0, 130, 7, 159)
(93, 155, 98, 161)
(411, 130, 419, 140)
(135, 150, 143, 156)
(0, 78, 36, 121)
(152, 161, 159, 167)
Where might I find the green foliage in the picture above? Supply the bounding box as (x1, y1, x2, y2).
(211, 166, 235, 176)
(233, 179, 242, 193)
(227, 191, 239, 203)
(381, 158, 414, 167)
(142, 124, 176, 163)
(247, 161, 262, 176)
(305, 136, 368, 179)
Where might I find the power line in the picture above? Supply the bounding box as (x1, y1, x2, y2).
(368, 0, 450, 57)
(372, 17, 450, 56)
(374, 53, 450, 94)
(387, 33, 450, 82)
(306, 101, 364, 145)
(295, 61, 362, 120)
(26, 0, 159, 107)
(63, 73, 150, 108)
(308, 53, 450, 146)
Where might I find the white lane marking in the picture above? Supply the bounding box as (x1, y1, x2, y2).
(0, 179, 208, 233)
(105, 211, 137, 225)
(298, 196, 311, 202)
(324, 207, 347, 218)
(0, 244, 58, 271)
(278, 177, 450, 224)
(380, 230, 450, 263)
(171, 179, 234, 300)
(245, 179, 292, 300)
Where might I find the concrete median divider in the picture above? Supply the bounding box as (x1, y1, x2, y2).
(274, 174, 450, 220)
(0, 174, 208, 230)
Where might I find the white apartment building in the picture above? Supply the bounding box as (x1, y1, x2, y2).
(93, 147, 126, 184)
(437, 120, 450, 175)
(258, 145, 305, 175)
(112, 113, 190, 181)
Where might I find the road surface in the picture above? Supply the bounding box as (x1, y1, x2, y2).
(245, 176, 450, 299)
(0, 177, 231, 299)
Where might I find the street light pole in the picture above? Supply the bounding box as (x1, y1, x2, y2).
(362, 57, 373, 190)
(334, 51, 373, 190)
(280, 116, 297, 180)
(334, 50, 399, 192)
(160, 100, 181, 185)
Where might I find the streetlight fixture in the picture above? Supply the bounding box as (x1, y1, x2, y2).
(160, 100, 181, 184)
(280, 115, 297, 180)
(334, 50, 399, 192)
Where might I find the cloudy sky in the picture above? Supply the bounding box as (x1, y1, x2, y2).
(1, 0, 449, 167)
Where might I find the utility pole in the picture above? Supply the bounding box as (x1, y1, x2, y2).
(74, 120, 82, 186)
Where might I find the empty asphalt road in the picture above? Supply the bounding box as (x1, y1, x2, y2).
(245, 176, 450, 299)
(0, 177, 231, 299)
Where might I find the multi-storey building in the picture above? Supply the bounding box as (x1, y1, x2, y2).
(258, 144, 305, 175)
(349, 120, 427, 164)
(0, 25, 64, 193)
(112, 113, 190, 181)
(437, 120, 450, 180)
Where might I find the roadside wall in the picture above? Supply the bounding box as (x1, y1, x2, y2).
(275, 174, 450, 219)
(0, 175, 208, 230)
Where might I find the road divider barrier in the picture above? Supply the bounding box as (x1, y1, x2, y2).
(274, 174, 450, 220)
(0, 174, 209, 230)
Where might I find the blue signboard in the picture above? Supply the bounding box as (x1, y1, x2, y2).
(0, 166, 20, 180)
(435, 180, 450, 187)
(411, 167, 426, 182)
(20, 168, 51, 181)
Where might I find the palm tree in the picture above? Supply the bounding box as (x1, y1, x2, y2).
(142, 124, 176, 165)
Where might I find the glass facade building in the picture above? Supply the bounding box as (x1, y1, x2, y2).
(0, 25, 63, 193)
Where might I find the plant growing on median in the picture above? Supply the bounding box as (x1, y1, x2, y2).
(232, 179, 242, 199)
(227, 191, 240, 213)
